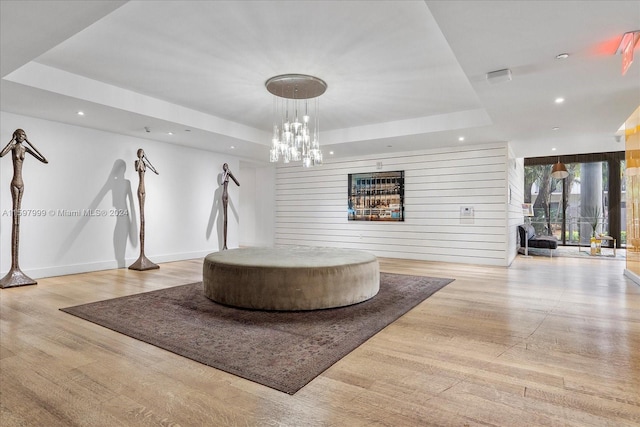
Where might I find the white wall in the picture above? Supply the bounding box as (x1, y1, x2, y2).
(506, 146, 525, 265)
(239, 165, 257, 246)
(0, 111, 519, 276)
(0, 112, 241, 278)
(239, 162, 275, 248)
(274, 142, 513, 266)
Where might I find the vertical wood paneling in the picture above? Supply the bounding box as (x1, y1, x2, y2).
(275, 143, 512, 266)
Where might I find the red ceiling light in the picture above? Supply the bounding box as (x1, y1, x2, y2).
(616, 31, 640, 76)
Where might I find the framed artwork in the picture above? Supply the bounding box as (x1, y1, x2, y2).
(348, 171, 404, 221)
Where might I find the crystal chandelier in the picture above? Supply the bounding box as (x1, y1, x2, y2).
(265, 74, 327, 167)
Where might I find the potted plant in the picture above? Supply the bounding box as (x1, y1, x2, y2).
(582, 207, 602, 255)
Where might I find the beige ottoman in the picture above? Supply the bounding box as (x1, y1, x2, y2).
(203, 247, 380, 311)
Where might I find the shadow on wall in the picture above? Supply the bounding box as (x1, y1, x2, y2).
(56, 159, 137, 267)
(206, 171, 238, 250)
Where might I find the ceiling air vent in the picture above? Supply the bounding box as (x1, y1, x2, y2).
(486, 68, 512, 84)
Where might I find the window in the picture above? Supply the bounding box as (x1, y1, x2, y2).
(524, 152, 624, 247)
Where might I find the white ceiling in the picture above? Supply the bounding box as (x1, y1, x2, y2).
(1, 1, 638, 163)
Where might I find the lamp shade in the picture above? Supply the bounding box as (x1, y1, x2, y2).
(551, 161, 569, 179)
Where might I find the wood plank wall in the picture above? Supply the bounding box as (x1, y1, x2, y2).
(275, 143, 516, 266)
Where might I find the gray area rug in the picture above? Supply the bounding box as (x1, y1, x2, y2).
(60, 272, 453, 394)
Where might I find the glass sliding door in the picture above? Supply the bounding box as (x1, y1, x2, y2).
(525, 158, 618, 247)
(524, 164, 563, 240)
(564, 161, 609, 246)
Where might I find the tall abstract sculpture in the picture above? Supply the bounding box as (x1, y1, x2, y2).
(221, 163, 239, 250)
(129, 149, 160, 271)
(0, 129, 48, 288)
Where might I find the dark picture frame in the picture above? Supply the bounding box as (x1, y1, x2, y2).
(348, 171, 405, 221)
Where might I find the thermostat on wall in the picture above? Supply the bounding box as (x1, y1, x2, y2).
(460, 206, 474, 224)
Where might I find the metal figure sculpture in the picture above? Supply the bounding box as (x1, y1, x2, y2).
(221, 163, 239, 250)
(0, 129, 48, 288)
(129, 148, 160, 270)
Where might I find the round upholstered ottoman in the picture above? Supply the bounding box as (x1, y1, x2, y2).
(203, 247, 379, 311)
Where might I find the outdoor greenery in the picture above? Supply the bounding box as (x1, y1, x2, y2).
(524, 160, 619, 246)
(564, 231, 580, 241)
(525, 163, 578, 237)
(581, 206, 602, 237)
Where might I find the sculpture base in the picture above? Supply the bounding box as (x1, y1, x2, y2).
(0, 267, 37, 288)
(128, 255, 159, 271)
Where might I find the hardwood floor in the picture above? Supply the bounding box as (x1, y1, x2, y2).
(1, 255, 639, 426)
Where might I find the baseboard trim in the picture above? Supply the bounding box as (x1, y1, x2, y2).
(624, 269, 640, 287)
(1, 250, 217, 280)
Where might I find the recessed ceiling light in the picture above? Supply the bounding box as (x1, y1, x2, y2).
(229, 145, 235, 149)
(556, 53, 570, 59)
(552, 147, 557, 151)
(552, 127, 560, 131)
(458, 136, 465, 141)
(167, 132, 173, 135)
(329, 151, 334, 155)
(555, 97, 565, 104)
(77, 111, 84, 116)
